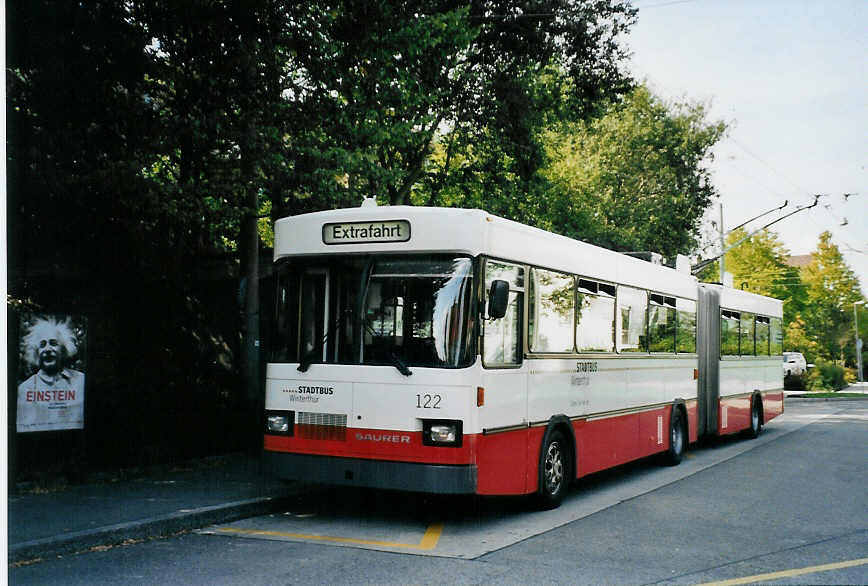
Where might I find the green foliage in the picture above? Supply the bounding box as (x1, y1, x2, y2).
(9, 1, 640, 267)
(7, 1, 641, 458)
(784, 316, 820, 361)
(800, 232, 864, 363)
(417, 84, 727, 258)
(806, 360, 848, 391)
(722, 228, 806, 324)
(703, 228, 865, 371)
(539, 86, 726, 258)
(281, 0, 637, 211)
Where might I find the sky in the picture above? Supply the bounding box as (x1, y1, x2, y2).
(626, 0, 867, 296)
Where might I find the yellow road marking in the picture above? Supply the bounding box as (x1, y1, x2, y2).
(214, 522, 444, 551)
(696, 556, 868, 586)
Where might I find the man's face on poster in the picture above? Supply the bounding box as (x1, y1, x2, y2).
(37, 335, 64, 375)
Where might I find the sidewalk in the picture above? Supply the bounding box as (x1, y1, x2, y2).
(8, 452, 295, 563)
(784, 381, 868, 397)
(846, 381, 868, 393)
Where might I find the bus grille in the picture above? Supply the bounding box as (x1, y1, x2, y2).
(296, 412, 347, 441)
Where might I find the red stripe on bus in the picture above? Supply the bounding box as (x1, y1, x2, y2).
(761, 391, 784, 422)
(265, 400, 713, 497)
(264, 428, 476, 465)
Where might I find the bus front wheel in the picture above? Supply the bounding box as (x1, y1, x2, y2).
(536, 429, 570, 509)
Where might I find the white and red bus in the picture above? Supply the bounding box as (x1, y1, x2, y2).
(264, 202, 784, 507)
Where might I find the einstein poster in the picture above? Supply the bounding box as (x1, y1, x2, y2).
(17, 313, 87, 432)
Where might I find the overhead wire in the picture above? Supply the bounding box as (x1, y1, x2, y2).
(629, 0, 866, 273)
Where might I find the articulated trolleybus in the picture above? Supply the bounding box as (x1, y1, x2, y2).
(264, 201, 784, 507)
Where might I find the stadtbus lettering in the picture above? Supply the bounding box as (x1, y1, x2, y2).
(576, 361, 598, 373)
(296, 386, 334, 395)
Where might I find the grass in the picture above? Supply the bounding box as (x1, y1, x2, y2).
(796, 392, 866, 398)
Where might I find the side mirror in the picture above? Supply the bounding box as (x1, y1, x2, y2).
(488, 280, 510, 320)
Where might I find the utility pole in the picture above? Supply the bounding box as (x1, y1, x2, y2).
(719, 204, 725, 283)
(856, 300, 865, 383)
(692, 196, 823, 276)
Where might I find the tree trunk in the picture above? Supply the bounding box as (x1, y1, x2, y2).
(236, 1, 261, 446)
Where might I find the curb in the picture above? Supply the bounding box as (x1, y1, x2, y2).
(9, 495, 292, 563)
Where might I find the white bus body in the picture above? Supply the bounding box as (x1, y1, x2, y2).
(264, 204, 784, 505)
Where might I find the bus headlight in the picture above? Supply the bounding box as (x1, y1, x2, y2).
(265, 411, 294, 436)
(423, 419, 463, 447)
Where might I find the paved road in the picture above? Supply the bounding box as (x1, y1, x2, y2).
(11, 400, 868, 585)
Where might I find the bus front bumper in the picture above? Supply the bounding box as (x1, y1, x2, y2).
(263, 451, 477, 494)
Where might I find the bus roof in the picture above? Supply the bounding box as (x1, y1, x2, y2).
(274, 205, 698, 299)
(701, 283, 783, 319)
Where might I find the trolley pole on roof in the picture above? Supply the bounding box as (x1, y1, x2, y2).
(692, 197, 823, 276)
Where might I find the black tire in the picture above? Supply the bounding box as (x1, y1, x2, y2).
(536, 429, 571, 509)
(746, 397, 762, 439)
(663, 407, 686, 466)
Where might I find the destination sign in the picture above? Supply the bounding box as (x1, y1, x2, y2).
(323, 220, 411, 245)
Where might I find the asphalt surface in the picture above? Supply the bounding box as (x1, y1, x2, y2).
(8, 396, 868, 585)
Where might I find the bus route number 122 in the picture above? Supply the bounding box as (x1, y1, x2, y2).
(416, 394, 442, 409)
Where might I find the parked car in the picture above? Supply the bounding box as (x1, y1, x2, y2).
(783, 352, 807, 377)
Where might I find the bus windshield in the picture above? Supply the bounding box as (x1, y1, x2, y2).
(272, 254, 476, 369)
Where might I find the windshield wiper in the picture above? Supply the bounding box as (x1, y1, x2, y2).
(298, 309, 349, 373)
(390, 351, 413, 377)
(297, 348, 317, 372)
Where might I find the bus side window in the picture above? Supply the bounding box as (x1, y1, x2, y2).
(617, 286, 648, 353)
(483, 260, 524, 367)
(676, 298, 697, 353)
(576, 279, 615, 353)
(770, 317, 783, 356)
(755, 316, 770, 356)
(720, 310, 740, 356)
(528, 268, 575, 353)
(740, 312, 755, 356)
(648, 294, 676, 353)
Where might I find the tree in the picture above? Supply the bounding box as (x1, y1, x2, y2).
(8, 0, 263, 465)
(720, 227, 806, 325)
(417, 85, 726, 258)
(7, 0, 642, 468)
(7, 1, 159, 270)
(273, 0, 637, 212)
(537, 86, 726, 258)
(800, 232, 865, 364)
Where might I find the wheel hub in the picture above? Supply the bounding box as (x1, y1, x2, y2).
(544, 441, 563, 493)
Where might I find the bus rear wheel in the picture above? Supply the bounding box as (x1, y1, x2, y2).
(663, 407, 685, 466)
(536, 429, 570, 509)
(746, 397, 762, 439)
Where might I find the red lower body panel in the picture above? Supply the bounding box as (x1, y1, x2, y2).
(474, 427, 536, 495)
(761, 391, 784, 423)
(685, 399, 699, 443)
(574, 406, 671, 478)
(719, 395, 751, 435)
(719, 391, 783, 435)
(266, 405, 691, 496)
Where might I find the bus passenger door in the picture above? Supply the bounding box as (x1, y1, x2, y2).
(476, 260, 528, 495)
(299, 269, 329, 362)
